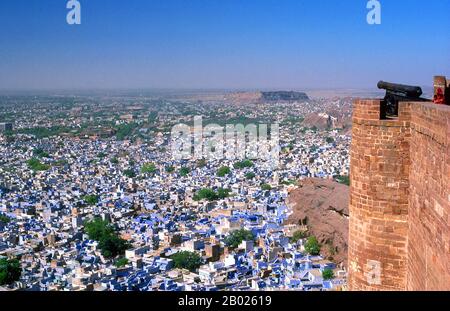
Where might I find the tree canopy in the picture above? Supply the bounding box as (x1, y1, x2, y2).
(171, 251, 203, 272)
(123, 169, 136, 178)
(0, 214, 11, 224)
(179, 167, 190, 177)
(115, 257, 129, 268)
(0, 258, 21, 286)
(193, 188, 231, 201)
(322, 268, 335, 280)
(245, 172, 256, 180)
(111, 157, 119, 164)
(98, 235, 130, 259)
(225, 229, 255, 248)
(83, 194, 99, 206)
(165, 166, 175, 173)
(304, 236, 321, 256)
(261, 183, 272, 191)
(335, 175, 350, 186)
(217, 166, 231, 177)
(33, 148, 50, 158)
(115, 123, 138, 140)
(27, 158, 50, 171)
(85, 218, 115, 241)
(233, 160, 253, 169)
(291, 230, 308, 243)
(84, 218, 129, 258)
(141, 163, 157, 174)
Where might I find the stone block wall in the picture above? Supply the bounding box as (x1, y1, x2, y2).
(348, 99, 410, 290)
(348, 99, 450, 291)
(407, 103, 450, 290)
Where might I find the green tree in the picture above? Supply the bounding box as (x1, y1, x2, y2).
(217, 188, 231, 199)
(165, 166, 175, 173)
(115, 257, 129, 268)
(171, 251, 203, 272)
(245, 172, 256, 180)
(0, 258, 21, 286)
(304, 236, 321, 256)
(84, 218, 115, 241)
(83, 194, 99, 206)
(193, 188, 218, 201)
(97, 152, 106, 159)
(281, 179, 297, 186)
(33, 148, 50, 158)
(322, 268, 335, 280)
(261, 183, 272, 191)
(225, 229, 255, 248)
(179, 167, 190, 177)
(326, 137, 335, 144)
(111, 157, 119, 165)
(217, 166, 231, 177)
(291, 230, 308, 243)
(233, 160, 253, 169)
(193, 188, 230, 201)
(123, 169, 136, 178)
(84, 218, 129, 259)
(0, 214, 11, 224)
(335, 175, 350, 186)
(115, 123, 138, 140)
(141, 163, 157, 174)
(98, 235, 129, 259)
(27, 158, 50, 171)
(148, 111, 158, 123)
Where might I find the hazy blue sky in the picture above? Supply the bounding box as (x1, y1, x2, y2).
(0, 0, 449, 90)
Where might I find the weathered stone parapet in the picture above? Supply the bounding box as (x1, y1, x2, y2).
(349, 99, 410, 291)
(407, 102, 450, 291)
(348, 99, 450, 291)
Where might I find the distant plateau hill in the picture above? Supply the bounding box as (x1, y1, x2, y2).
(225, 91, 309, 103)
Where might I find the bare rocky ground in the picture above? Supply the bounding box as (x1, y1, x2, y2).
(286, 178, 349, 265)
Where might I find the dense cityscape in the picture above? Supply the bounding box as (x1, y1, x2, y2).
(0, 1, 449, 308)
(0, 91, 352, 291)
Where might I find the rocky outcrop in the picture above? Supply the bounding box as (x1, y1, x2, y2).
(286, 178, 349, 265)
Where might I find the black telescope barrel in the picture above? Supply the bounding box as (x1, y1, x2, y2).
(377, 80, 423, 98)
